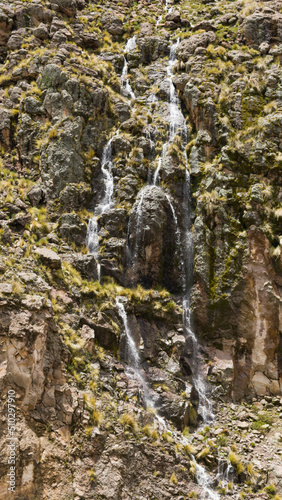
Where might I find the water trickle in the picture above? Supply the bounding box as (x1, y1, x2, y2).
(125, 35, 136, 53)
(194, 460, 220, 500)
(121, 57, 136, 100)
(116, 297, 157, 410)
(153, 144, 166, 186)
(152, 38, 186, 184)
(86, 133, 117, 279)
(116, 297, 140, 367)
(216, 458, 234, 489)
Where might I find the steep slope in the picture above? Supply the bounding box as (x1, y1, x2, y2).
(0, 0, 281, 498)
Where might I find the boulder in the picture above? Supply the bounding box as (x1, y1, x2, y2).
(59, 183, 91, 211)
(27, 185, 44, 207)
(73, 254, 98, 280)
(176, 32, 216, 61)
(238, 13, 282, 49)
(0, 11, 13, 47)
(33, 23, 49, 40)
(59, 213, 87, 246)
(126, 185, 183, 293)
(35, 247, 62, 269)
(137, 36, 169, 64)
(50, 0, 77, 18)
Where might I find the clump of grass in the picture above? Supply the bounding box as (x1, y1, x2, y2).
(91, 410, 103, 426)
(170, 472, 178, 485)
(120, 413, 138, 432)
(197, 447, 210, 460)
(143, 425, 158, 441)
(183, 443, 196, 456)
(228, 452, 244, 475)
(88, 469, 96, 482)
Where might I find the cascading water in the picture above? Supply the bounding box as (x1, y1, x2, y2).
(194, 459, 220, 500)
(153, 38, 186, 185)
(87, 36, 137, 277)
(121, 36, 136, 100)
(125, 35, 136, 52)
(86, 133, 117, 279)
(121, 58, 136, 100)
(116, 297, 157, 410)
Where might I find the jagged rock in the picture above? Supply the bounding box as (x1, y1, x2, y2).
(80, 314, 118, 351)
(59, 213, 87, 246)
(238, 13, 282, 49)
(126, 185, 183, 293)
(102, 13, 124, 37)
(0, 11, 13, 48)
(80, 324, 95, 354)
(24, 96, 42, 115)
(192, 21, 216, 32)
(81, 32, 101, 49)
(59, 183, 91, 211)
(35, 247, 62, 269)
(0, 283, 13, 294)
(51, 0, 77, 18)
(176, 32, 216, 61)
(39, 64, 68, 90)
(7, 32, 23, 50)
(73, 254, 98, 280)
(27, 185, 44, 207)
(137, 36, 169, 64)
(9, 212, 31, 228)
(33, 23, 49, 40)
(21, 294, 50, 311)
(140, 22, 153, 37)
(0, 108, 11, 149)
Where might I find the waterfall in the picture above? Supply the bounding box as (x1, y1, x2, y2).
(116, 297, 156, 410)
(194, 459, 220, 500)
(86, 133, 117, 279)
(216, 458, 234, 489)
(121, 36, 136, 100)
(121, 58, 136, 100)
(125, 35, 136, 52)
(153, 38, 186, 184)
(116, 297, 140, 367)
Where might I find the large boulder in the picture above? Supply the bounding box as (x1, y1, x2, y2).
(59, 213, 87, 246)
(126, 186, 183, 293)
(35, 247, 62, 269)
(176, 32, 216, 61)
(137, 36, 169, 64)
(238, 13, 282, 49)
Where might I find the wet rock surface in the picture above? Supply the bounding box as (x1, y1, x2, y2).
(0, 0, 281, 498)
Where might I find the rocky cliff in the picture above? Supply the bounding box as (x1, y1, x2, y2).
(0, 0, 282, 498)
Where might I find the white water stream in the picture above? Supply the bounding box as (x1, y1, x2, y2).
(86, 133, 117, 279)
(87, 30, 223, 499)
(121, 36, 136, 100)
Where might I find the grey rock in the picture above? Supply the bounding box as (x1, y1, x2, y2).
(73, 254, 98, 280)
(35, 247, 62, 269)
(33, 23, 49, 40)
(27, 185, 44, 207)
(137, 36, 169, 64)
(24, 96, 42, 115)
(59, 183, 91, 212)
(39, 64, 68, 90)
(59, 213, 87, 246)
(176, 32, 216, 61)
(238, 13, 282, 49)
(50, 0, 77, 17)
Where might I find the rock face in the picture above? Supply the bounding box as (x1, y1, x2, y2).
(0, 0, 282, 497)
(127, 186, 183, 293)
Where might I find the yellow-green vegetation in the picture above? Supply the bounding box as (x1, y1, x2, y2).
(119, 413, 138, 432)
(228, 452, 245, 475)
(170, 472, 178, 485)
